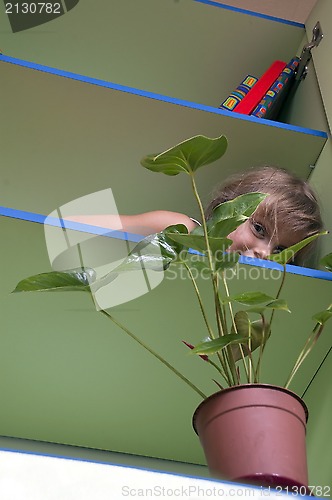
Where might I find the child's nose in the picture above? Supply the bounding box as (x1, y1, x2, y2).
(243, 245, 271, 260)
(254, 249, 269, 259)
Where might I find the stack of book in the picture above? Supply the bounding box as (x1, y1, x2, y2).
(219, 75, 258, 112)
(220, 57, 300, 121)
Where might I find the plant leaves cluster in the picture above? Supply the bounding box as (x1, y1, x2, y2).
(12, 135, 332, 398)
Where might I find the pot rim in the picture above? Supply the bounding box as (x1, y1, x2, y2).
(192, 383, 309, 435)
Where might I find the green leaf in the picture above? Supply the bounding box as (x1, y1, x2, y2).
(207, 216, 247, 239)
(140, 135, 228, 176)
(115, 234, 177, 274)
(320, 252, 332, 272)
(190, 224, 204, 236)
(166, 233, 232, 255)
(210, 192, 268, 223)
(12, 268, 96, 293)
(115, 252, 172, 273)
(163, 224, 189, 256)
(191, 334, 248, 356)
(313, 308, 332, 325)
(116, 224, 189, 273)
(87, 225, 191, 293)
(268, 231, 327, 265)
(87, 230, 182, 293)
(233, 311, 251, 337)
(226, 291, 274, 306)
(231, 311, 271, 361)
(246, 299, 291, 314)
(207, 193, 268, 238)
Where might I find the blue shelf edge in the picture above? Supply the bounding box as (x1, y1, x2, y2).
(0, 55, 327, 139)
(2, 206, 332, 281)
(194, 0, 305, 28)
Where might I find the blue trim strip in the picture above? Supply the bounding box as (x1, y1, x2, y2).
(239, 255, 332, 281)
(194, 0, 305, 28)
(2, 206, 332, 281)
(0, 55, 327, 139)
(0, 206, 143, 243)
(216, 108, 327, 138)
(0, 206, 47, 225)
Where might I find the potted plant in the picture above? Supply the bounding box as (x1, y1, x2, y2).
(13, 135, 332, 490)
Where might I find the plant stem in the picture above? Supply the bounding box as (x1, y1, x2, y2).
(182, 260, 215, 340)
(221, 272, 246, 384)
(214, 273, 232, 384)
(267, 263, 287, 337)
(100, 309, 207, 399)
(284, 301, 332, 388)
(214, 273, 227, 335)
(246, 321, 253, 383)
(284, 323, 324, 389)
(207, 359, 231, 385)
(182, 255, 231, 384)
(181, 260, 231, 384)
(254, 313, 267, 382)
(189, 172, 239, 386)
(243, 344, 255, 383)
(190, 173, 225, 338)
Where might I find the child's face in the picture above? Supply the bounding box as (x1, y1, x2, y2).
(227, 214, 303, 260)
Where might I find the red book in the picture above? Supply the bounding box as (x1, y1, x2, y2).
(235, 60, 286, 115)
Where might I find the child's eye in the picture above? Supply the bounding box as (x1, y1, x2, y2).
(252, 221, 265, 236)
(273, 245, 286, 254)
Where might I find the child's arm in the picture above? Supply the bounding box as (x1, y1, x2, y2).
(64, 210, 198, 235)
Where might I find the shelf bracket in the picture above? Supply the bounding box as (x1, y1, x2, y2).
(295, 21, 323, 81)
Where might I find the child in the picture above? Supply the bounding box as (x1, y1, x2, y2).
(66, 165, 323, 267)
(204, 165, 323, 265)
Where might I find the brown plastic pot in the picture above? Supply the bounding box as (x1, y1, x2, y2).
(193, 384, 309, 489)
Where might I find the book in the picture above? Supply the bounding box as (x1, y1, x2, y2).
(234, 60, 287, 115)
(219, 75, 258, 111)
(251, 57, 300, 120)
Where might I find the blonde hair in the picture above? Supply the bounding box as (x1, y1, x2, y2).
(205, 166, 323, 266)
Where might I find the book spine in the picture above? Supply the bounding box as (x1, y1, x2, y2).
(251, 57, 300, 119)
(219, 75, 258, 111)
(235, 60, 287, 115)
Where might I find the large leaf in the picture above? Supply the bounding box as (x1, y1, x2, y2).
(320, 252, 332, 272)
(190, 334, 248, 356)
(246, 299, 291, 314)
(207, 193, 268, 238)
(231, 311, 271, 360)
(140, 135, 228, 176)
(207, 216, 247, 239)
(232, 311, 251, 338)
(190, 224, 204, 236)
(268, 232, 327, 265)
(163, 224, 189, 256)
(114, 252, 171, 274)
(91, 226, 190, 292)
(92, 226, 187, 293)
(226, 291, 274, 306)
(166, 233, 232, 255)
(134, 224, 187, 258)
(13, 268, 96, 293)
(114, 224, 188, 274)
(209, 192, 268, 224)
